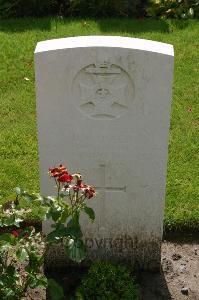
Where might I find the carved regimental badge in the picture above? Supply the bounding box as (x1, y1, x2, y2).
(72, 62, 134, 119)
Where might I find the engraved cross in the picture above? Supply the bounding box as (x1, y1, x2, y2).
(95, 164, 126, 226)
(95, 164, 126, 193)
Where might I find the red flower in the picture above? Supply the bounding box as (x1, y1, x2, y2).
(73, 185, 79, 191)
(77, 179, 87, 189)
(49, 167, 59, 173)
(12, 230, 19, 238)
(84, 186, 95, 199)
(59, 165, 67, 171)
(51, 171, 60, 177)
(58, 173, 73, 183)
(72, 179, 88, 192)
(49, 165, 68, 178)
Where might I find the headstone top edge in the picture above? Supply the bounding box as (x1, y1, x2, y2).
(34, 36, 174, 57)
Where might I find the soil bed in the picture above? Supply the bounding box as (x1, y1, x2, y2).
(42, 240, 199, 300)
(138, 240, 199, 300)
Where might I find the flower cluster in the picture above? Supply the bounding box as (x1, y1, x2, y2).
(0, 162, 97, 299)
(49, 165, 73, 183)
(49, 165, 96, 200)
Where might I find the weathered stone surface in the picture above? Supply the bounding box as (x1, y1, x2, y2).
(35, 36, 174, 270)
(45, 235, 161, 271)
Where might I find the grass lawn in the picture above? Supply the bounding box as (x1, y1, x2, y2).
(0, 18, 198, 231)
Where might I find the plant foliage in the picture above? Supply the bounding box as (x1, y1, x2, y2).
(76, 261, 139, 299)
(147, 0, 198, 19)
(0, 0, 53, 18)
(0, 225, 46, 299)
(0, 164, 96, 299)
(0, 0, 148, 18)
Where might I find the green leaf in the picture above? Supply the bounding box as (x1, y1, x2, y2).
(0, 233, 16, 245)
(4, 288, 15, 297)
(65, 238, 86, 263)
(0, 241, 9, 251)
(59, 206, 69, 223)
(48, 278, 64, 300)
(23, 194, 34, 201)
(6, 265, 16, 276)
(24, 192, 42, 202)
(45, 196, 57, 203)
(37, 275, 48, 288)
(59, 193, 66, 198)
(16, 248, 29, 261)
(46, 228, 66, 243)
(28, 273, 39, 289)
(27, 252, 42, 271)
(73, 211, 80, 225)
(13, 217, 23, 226)
(84, 206, 95, 221)
(66, 219, 83, 239)
(50, 206, 62, 222)
(4, 218, 14, 227)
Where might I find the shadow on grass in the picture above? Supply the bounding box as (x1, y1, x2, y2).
(0, 17, 191, 34)
(96, 18, 192, 34)
(96, 18, 171, 34)
(0, 17, 51, 32)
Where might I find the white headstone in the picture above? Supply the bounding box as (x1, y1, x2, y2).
(35, 36, 174, 270)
